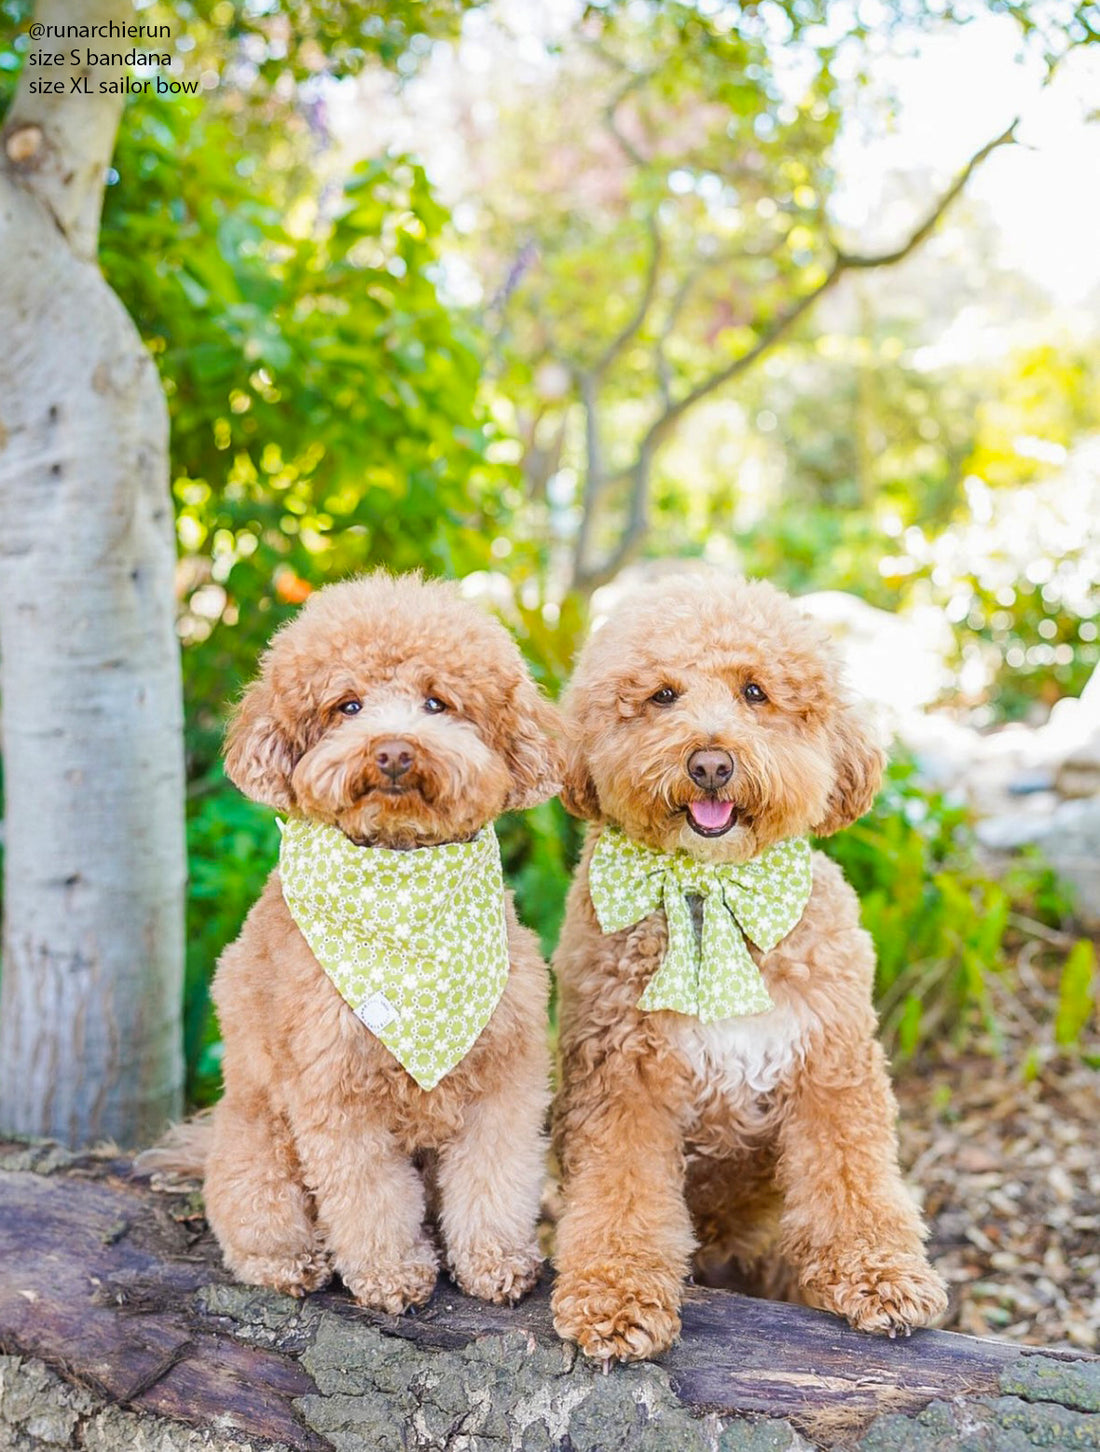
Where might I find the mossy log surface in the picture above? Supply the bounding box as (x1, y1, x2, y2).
(1, 1142, 1098, 1452)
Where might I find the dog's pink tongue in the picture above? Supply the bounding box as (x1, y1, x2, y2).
(689, 799, 735, 830)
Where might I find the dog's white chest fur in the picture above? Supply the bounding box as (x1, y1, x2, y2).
(667, 1002, 807, 1097)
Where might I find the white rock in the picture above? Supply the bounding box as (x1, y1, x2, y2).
(1055, 730, 1100, 799)
(1034, 797, 1100, 930)
(976, 811, 1054, 853)
(798, 591, 955, 722)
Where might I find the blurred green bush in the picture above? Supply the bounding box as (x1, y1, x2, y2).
(817, 758, 1080, 1059)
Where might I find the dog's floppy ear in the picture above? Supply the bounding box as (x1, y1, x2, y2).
(812, 704, 886, 837)
(559, 732, 602, 822)
(223, 677, 299, 811)
(502, 679, 564, 812)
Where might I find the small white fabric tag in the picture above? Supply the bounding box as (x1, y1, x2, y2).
(356, 991, 398, 1034)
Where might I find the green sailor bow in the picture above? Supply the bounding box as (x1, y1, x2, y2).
(278, 817, 510, 1090)
(588, 828, 813, 1021)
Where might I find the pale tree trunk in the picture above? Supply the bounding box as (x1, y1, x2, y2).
(0, 0, 185, 1146)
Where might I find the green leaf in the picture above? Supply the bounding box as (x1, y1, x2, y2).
(897, 995, 924, 1059)
(1054, 939, 1096, 1048)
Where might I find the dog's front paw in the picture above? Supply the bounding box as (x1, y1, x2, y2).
(805, 1250, 948, 1336)
(450, 1241, 543, 1305)
(229, 1247, 332, 1299)
(344, 1240, 439, 1314)
(552, 1268, 681, 1362)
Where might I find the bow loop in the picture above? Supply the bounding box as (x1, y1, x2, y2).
(589, 828, 812, 1023)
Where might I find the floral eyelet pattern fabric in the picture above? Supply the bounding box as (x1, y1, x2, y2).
(279, 818, 510, 1089)
(588, 828, 813, 1022)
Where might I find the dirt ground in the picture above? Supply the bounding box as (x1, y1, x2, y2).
(894, 978, 1100, 1352)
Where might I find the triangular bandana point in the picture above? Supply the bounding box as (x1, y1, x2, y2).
(279, 818, 510, 1089)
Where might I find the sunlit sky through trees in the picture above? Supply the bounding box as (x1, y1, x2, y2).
(327, 1, 1100, 316)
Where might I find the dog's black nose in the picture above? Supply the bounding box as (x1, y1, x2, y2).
(375, 738, 414, 782)
(686, 748, 734, 791)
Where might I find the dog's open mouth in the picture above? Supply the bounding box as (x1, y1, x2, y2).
(686, 799, 739, 837)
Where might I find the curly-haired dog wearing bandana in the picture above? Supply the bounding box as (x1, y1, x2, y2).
(189, 573, 561, 1312)
(551, 573, 947, 1361)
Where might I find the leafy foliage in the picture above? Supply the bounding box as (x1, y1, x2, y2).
(498, 801, 585, 961)
(170, 0, 486, 79)
(459, 0, 1098, 593)
(93, 87, 513, 776)
(693, 329, 1100, 718)
(819, 758, 1083, 1058)
(185, 775, 280, 1100)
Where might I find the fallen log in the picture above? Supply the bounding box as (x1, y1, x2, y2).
(1, 1141, 1098, 1451)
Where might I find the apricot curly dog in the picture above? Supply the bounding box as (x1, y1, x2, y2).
(551, 573, 947, 1361)
(173, 573, 561, 1312)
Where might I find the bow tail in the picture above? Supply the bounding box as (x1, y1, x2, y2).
(698, 897, 775, 1022)
(636, 880, 702, 1014)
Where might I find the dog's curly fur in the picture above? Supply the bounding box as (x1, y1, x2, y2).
(550, 573, 947, 1361)
(197, 573, 561, 1312)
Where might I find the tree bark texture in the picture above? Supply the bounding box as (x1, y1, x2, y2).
(0, 0, 185, 1147)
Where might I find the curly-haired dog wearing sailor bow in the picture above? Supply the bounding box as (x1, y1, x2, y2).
(550, 573, 947, 1361)
(203, 572, 561, 1312)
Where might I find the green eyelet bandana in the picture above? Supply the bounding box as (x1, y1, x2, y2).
(278, 818, 510, 1090)
(588, 828, 813, 1022)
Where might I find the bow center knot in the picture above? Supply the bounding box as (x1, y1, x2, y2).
(588, 828, 814, 1024)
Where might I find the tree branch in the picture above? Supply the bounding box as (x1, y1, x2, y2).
(599, 65, 653, 170)
(592, 212, 662, 378)
(570, 371, 606, 586)
(574, 454, 651, 594)
(570, 117, 1020, 593)
(517, 407, 567, 505)
(643, 261, 843, 456)
(647, 118, 1018, 453)
(832, 119, 1019, 269)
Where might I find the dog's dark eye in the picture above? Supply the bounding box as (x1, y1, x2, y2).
(424, 696, 448, 714)
(650, 686, 679, 706)
(337, 700, 362, 716)
(743, 683, 768, 704)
